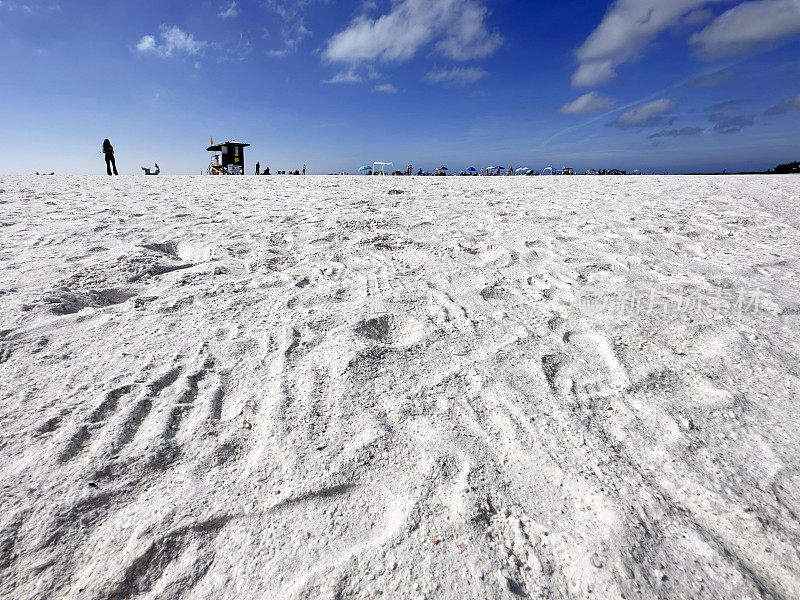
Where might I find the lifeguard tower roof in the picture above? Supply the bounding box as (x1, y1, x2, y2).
(206, 141, 250, 152)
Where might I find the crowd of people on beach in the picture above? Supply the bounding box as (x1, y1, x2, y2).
(96, 138, 792, 176)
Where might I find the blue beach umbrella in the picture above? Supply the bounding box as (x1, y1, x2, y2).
(358, 165, 372, 172)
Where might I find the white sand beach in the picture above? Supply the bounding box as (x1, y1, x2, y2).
(1, 174, 799, 599)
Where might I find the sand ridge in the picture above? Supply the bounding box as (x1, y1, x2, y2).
(0, 175, 799, 598)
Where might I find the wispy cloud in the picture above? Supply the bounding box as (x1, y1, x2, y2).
(136, 25, 205, 58)
(649, 126, 703, 138)
(560, 92, 617, 115)
(324, 0, 502, 64)
(324, 70, 362, 84)
(709, 108, 754, 133)
(609, 98, 677, 128)
(764, 93, 800, 115)
(373, 83, 398, 93)
(264, 0, 315, 56)
(691, 0, 800, 58)
(0, 1, 60, 13)
(688, 70, 732, 87)
(425, 66, 489, 85)
(218, 1, 239, 19)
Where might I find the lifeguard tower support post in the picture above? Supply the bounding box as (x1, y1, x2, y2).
(207, 140, 250, 175)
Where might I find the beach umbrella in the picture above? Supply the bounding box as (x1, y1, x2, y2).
(438, 166, 448, 171)
(467, 167, 476, 172)
(516, 167, 531, 174)
(358, 165, 372, 172)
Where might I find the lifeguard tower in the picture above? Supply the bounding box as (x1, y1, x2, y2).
(207, 140, 250, 175)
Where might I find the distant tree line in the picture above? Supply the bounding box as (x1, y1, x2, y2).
(770, 161, 800, 174)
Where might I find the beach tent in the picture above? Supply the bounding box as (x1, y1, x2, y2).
(542, 166, 554, 175)
(373, 162, 393, 175)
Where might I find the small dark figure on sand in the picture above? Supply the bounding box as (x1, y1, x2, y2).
(102, 139, 118, 176)
(255, 162, 261, 175)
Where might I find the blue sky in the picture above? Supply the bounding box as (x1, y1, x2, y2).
(0, 0, 798, 174)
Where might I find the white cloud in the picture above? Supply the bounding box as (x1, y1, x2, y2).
(219, 1, 239, 19)
(324, 0, 502, 64)
(136, 25, 205, 58)
(324, 70, 363, 84)
(572, 0, 727, 87)
(690, 0, 800, 58)
(610, 98, 677, 127)
(559, 92, 617, 115)
(136, 35, 157, 53)
(764, 93, 800, 115)
(425, 66, 488, 85)
(373, 83, 398, 93)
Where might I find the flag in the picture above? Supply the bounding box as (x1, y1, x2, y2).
(210, 136, 214, 146)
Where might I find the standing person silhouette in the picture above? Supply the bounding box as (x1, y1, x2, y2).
(102, 139, 118, 176)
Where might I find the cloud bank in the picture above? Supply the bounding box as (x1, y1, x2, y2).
(572, 0, 800, 87)
(572, 0, 728, 87)
(324, 0, 502, 64)
(690, 0, 800, 58)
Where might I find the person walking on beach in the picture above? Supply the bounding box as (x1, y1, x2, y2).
(255, 161, 261, 175)
(302, 164, 306, 175)
(102, 139, 118, 176)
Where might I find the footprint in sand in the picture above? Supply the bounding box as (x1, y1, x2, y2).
(354, 313, 426, 347)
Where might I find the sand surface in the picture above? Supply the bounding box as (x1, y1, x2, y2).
(1, 174, 799, 599)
